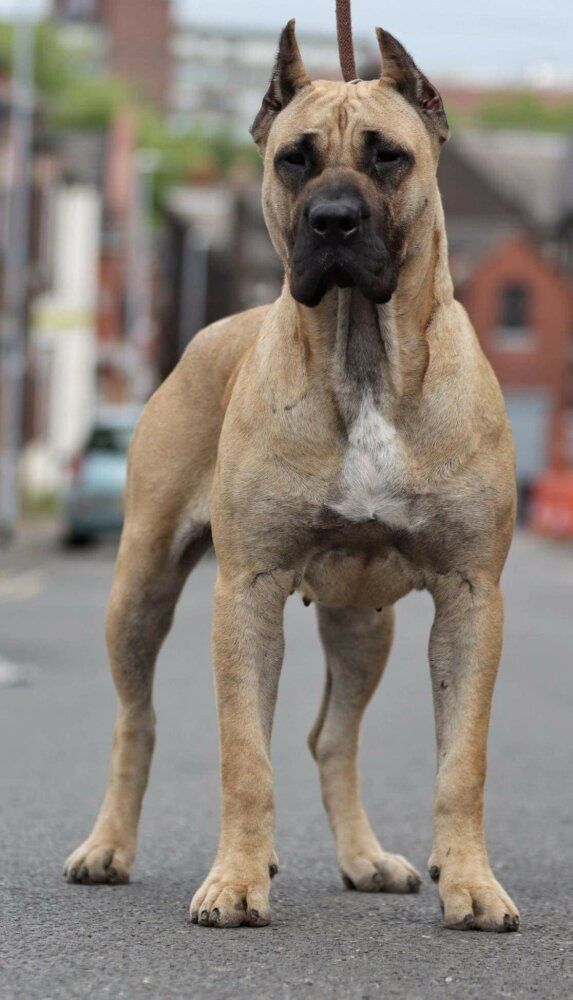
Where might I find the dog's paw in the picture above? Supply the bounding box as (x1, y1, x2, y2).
(340, 849, 422, 894)
(190, 855, 273, 928)
(64, 838, 132, 885)
(429, 855, 520, 932)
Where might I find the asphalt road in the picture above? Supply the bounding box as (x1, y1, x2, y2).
(1, 527, 572, 999)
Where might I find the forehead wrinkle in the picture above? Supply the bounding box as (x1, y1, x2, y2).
(336, 95, 379, 166)
(307, 86, 344, 112)
(344, 113, 366, 162)
(311, 89, 366, 166)
(277, 79, 424, 166)
(328, 92, 350, 162)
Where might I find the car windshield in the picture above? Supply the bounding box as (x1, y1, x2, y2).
(86, 425, 134, 454)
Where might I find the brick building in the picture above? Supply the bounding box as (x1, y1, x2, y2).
(171, 23, 375, 137)
(459, 236, 573, 493)
(439, 133, 573, 511)
(53, 0, 172, 110)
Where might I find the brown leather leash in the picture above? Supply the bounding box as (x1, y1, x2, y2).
(336, 0, 359, 82)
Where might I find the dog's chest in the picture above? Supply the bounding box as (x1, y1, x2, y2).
(331, 395, 422, 531)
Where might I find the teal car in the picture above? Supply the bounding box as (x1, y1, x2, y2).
(62, 406, 141, 546)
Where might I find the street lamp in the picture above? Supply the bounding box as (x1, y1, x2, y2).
(124, 148, 160, 402)
(0, 14, 35, 542)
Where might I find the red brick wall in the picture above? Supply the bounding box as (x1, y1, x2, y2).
(460, 236, 573, 467)
(460, 237, 573, 396)
(101, 0, 171, 110)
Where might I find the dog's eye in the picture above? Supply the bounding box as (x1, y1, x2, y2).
(364, 132, 411, 179)
(374, 148, 402, 167)
(281, 150, 306, 168)
(275, 140, 317, 188)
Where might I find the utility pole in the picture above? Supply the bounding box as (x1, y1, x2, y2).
(0, 16, 35, 542)
(125, 149, 159, 403)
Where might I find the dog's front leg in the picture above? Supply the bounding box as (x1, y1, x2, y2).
(427, 573, 520, 932)
(190, 568, 290, 928)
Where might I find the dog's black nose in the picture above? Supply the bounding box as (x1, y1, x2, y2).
(308, 199, 361, 242)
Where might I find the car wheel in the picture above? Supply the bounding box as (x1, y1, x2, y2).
(62, 530, 97, 548)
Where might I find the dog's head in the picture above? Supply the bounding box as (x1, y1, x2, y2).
(251, 21, 449, 308)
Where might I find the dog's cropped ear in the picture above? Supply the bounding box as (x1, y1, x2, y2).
(376, 28, 449, 144)
(250, 19, 311, 151)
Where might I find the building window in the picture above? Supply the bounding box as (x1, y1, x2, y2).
(57, 0, 97, 20)
(496, 281, 534, 348)
(499, 282, 531, 329)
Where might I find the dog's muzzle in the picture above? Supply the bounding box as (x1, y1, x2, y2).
(307, 196, 363, 244)
(290, 188, 399, 308)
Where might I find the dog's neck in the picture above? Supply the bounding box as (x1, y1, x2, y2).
(283, 199, 453, 427)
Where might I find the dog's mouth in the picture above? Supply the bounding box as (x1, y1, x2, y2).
(287, 185, 403, 308)
(290, 243, 399, 309)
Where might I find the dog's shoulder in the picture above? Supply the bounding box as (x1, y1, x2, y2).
(173, 305, 270, 400)
(183, 305, 271, 366)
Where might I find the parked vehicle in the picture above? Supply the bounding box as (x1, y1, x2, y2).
(61, 406, 141, 545)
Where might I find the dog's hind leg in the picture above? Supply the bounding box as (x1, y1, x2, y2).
(309, 605, 421, 893)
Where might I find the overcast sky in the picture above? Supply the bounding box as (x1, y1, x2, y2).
(0, 0, 571, 83)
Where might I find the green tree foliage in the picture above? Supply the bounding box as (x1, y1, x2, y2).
(0, 19, 131, 126)
(478, 91, 573, 132)
(0, 20, 74, 95)
(0, 17, 258, 189)
(53, 76, 134, 130)
(137, 107, 257, 187)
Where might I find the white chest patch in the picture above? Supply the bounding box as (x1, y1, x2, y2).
(332, 395, 424, 530)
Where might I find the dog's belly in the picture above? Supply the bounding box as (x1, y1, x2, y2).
(301, 544, 424, 610)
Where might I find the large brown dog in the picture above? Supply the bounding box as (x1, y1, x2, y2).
(65, 23, 520, 933)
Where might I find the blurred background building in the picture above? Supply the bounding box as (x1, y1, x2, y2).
(1, 0, 573, 540)
(170, 23, 373, 136)
(54, 0, 172, 109)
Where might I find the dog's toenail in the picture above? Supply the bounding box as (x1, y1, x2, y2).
(503, 913, 519, 931)
(463, 913, 475, 927)
(200, 910, 209, 922)
(376, 607, 382, 612)
(302, 596, 311, 606)
(342, 874, 355, 890)
(79, 866, 88, 879)
(250, 909, 260, 921)
(107, 866, 117, 882)
(429, 865, 440, 882)
(190, 910, 198, 924)
(407, 875, 421, 892)
(269, 863, 278, 879)
(70, 867, 77, 879)
(372, 872, 384, 885)
(211, 908, 220, 922)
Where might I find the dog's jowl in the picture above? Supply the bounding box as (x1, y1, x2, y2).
(65, 21, 520, 933)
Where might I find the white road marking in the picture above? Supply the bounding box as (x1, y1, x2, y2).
(0, 657, 32, 687)
(0, 570, 47, 602)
